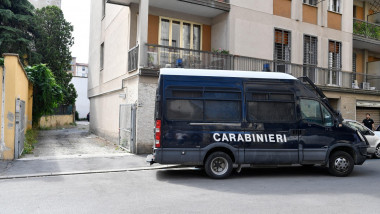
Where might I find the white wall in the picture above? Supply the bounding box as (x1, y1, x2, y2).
(71, 77, 90, 119)
(76, 65, 88, 77)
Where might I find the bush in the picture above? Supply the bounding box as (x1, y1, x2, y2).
(75, 111, 79, 121)
(22, 129, 39, 155)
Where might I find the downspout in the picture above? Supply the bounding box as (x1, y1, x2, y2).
(1, 66, 5, 159)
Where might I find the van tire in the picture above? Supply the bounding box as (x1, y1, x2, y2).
(328, 151, 354, 177)
(204, 152, 233, 179)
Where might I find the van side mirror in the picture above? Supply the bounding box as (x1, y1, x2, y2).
(335, 112, 343, 128)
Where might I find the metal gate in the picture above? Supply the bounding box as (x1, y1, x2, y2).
(14, 98, 25, 159)
(119, 104, 136, 153)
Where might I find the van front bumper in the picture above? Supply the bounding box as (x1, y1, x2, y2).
(356, 145, 368, 165)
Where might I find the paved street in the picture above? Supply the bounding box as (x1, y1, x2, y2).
(22, 121, 126, 160)
(1, 158, 380, 214)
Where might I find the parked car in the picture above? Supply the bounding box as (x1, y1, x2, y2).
(147, 68, 368, 178)
(343, 120, 380, 158)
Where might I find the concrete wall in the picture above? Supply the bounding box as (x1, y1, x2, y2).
(71, 77, 90, 119)
(39, 115, 74, 128)
(0, 54, 33, 160)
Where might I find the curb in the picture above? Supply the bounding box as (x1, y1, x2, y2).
(0, 165, 180, 180)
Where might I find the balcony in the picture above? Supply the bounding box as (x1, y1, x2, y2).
(127, 44, 380, 93)
(353, 18, 380, 53)
(106, 0, 230, 18)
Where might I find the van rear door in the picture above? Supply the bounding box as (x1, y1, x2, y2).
(244, 82, 299, 164)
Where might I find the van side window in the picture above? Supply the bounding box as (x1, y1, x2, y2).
(300, 99, 323, 125)
(321, 105, 333, 127)
(167, 100, 203, 120)
(166, 88, 241, 122)
(300, 99, 334, 126)
(247, 93, 295, 122)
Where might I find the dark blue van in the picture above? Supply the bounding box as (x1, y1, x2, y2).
(147, 68, 368, 179)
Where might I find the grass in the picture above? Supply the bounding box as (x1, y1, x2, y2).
(22, 129, 39, 155)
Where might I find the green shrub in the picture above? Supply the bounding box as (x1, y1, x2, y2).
(75, 111, 79, 120)
(22, 129, 39, 155)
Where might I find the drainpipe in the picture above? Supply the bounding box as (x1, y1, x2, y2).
(1, 65, 5, 159)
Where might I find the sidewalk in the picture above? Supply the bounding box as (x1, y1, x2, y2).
(0, 154, 172, 179)
(0, 122, 173, 179)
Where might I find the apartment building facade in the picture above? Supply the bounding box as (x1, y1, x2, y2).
(89, 0, 380, 153)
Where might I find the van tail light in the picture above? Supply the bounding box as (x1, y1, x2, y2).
(155, 120, 161, 148)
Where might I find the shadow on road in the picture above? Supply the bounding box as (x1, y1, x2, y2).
(154, 159, 380, 198)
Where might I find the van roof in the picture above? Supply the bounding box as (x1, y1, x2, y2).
(160, 68, 297, 80)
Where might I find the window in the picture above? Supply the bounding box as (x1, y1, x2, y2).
(300, 99, 333, 126)
(102, 0, 106, 18)
(274, 29, 291, 73)
(329, 0, 341, 13)
(303, 35, 318, 82)
(248, 102, 295, 122)
(352, 53, 357, 81)
(100, 43, 104, 70)
(167, 99, 203, 121)
(159, 18, 201, 50)
(321, 105, 333, 126)
(247, 92, 295, 122)
(166, 88, 241, 122)
(303, 0, 317, 6)
(301, 99, 322, 124)
(328, 40, 341, 85)
(159, 18, 202, 67)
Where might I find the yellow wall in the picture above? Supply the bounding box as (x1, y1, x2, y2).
(0, 54, 33, 160)
(39, 115, 74, 128)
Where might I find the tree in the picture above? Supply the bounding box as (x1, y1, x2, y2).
(26, 64, 63, 125)
(0, 0, 41, 65)
(33, 6, 77, 105)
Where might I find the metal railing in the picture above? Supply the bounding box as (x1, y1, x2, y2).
(142, 44, 380, 91)
(353, 18, 380, 41)
(128, 45, 139, 72)
(146, 44, 234, 70)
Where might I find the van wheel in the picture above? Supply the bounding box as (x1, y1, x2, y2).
(328, 151, 354, 177)
(204, 152, 233, 179)
(374, 145, 380, 159)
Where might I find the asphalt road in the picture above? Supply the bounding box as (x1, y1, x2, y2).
(1, 159, 380, 214)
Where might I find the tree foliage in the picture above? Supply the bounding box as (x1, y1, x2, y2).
(0, 0, 41, 65)
(26, 64, 63, 125)
(33, 6, 77, 105)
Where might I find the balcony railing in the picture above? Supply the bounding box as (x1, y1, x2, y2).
(128, 45, 139, 72)
(353, 18, 380, 41)
(146, 44, 234, 70)
(142, 44, 380, 92)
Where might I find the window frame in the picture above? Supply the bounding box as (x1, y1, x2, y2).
(303, 34, 318, 82)
(303, 0, 317, 7)
(328, 0, 341, 13)
(328, 40, 342, 85)
(158, 16, 203, 50)
(100, 42, 104, 71)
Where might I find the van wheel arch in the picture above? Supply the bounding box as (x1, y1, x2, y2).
(203, 147, 235, 164)
(328, 146, 356, 164)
